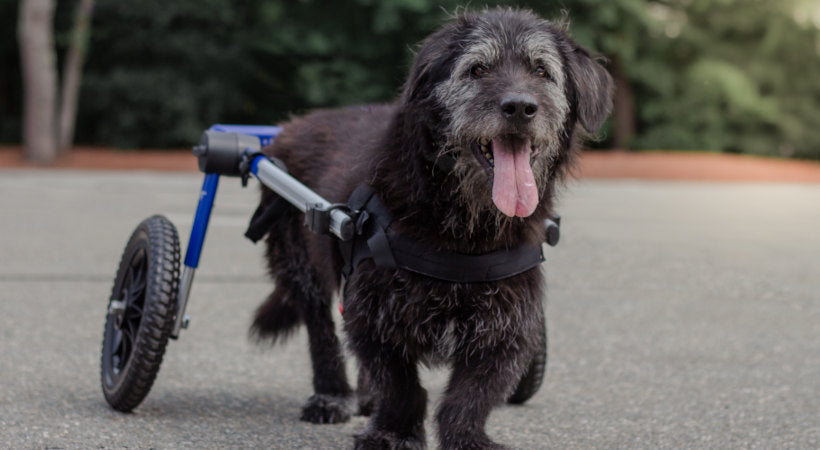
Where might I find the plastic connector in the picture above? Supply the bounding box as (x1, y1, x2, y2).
(304, 203, 352, 237)
(545, 214, 560, 247)
(194, 131, 261, 176)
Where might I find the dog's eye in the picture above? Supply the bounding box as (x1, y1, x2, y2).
(535, 66, 553, 81)
(470, 64, 489, 78)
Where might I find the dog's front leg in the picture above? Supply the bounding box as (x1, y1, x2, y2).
(350, 346, 427, 449)
(437, 345, 525, 450)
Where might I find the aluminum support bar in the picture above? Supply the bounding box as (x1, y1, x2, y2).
(251, 156, 354, 241)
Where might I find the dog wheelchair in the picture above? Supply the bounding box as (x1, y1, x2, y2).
(100, 124, 557, 412)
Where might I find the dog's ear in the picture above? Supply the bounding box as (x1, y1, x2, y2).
(403, 19, 471, 104)
(565, 43, 614, 134)
(404, 44, 440, 103)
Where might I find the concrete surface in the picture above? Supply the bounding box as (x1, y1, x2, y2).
(0, 169, 818, 449)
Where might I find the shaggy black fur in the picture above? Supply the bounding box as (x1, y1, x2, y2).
(251, 8, 612, 449)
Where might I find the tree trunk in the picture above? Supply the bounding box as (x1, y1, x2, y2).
(59, 0, 95, 153)
(611, 56, 636, 150)
(18, 0, 58, 164)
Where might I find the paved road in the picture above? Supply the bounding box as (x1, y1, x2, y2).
(1, 169, 818, 449)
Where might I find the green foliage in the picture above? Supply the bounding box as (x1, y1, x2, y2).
(0, 0, 22, 142)
(2, 0, 820, 158)
(76, 0, 258, 147)
(629, 0, 820, 158)
(76, 0, 497, 147)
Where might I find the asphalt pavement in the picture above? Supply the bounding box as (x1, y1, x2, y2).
(0, 169, 818, 449)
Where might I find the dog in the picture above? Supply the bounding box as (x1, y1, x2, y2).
(251, 7, 612, 449)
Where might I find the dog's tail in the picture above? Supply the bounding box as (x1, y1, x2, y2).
(250, 286, 302, 344)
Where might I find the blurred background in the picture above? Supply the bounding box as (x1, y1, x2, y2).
(3, 0, 820, 162)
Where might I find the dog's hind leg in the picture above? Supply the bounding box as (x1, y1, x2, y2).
(297, 276, 353, 423)
(253, 205, 352, 424)
(258, 267, 353, 423)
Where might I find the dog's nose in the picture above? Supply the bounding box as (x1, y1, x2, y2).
(500, 94, 538, 122)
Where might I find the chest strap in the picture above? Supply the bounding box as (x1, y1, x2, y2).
(340, 185, 545, 283)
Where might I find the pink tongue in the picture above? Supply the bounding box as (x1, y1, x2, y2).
(491, 138, 538, 217)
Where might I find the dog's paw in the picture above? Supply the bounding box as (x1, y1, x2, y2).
(299, 393, 351, 424)
(441, 434, 508, 450)
(354, 429, 425, 450)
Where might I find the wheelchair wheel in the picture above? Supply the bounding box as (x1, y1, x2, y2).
(507, 319, 547, 404)
(101, 215, 180, 412)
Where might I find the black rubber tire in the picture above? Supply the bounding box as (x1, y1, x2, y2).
(507, 318, 547, 404)
(101, 215, 180, 412)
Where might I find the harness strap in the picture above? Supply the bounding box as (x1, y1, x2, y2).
(341, 184, 545, 283)
(245, 197, 287, 243)
(245, 180, 548, 283)
(244, 156, 289, 243)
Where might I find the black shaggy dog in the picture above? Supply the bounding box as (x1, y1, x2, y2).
(252, 8, 612, 449)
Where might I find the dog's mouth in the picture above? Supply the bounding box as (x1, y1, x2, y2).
(471, 136, 541, 218)
(471, 138, 541, 169)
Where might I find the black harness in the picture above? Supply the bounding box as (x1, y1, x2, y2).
(246, 182, 557, 283)
(339, 184, 545, 282)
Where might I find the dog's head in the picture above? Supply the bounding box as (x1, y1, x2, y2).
(402, 8, 613, 219)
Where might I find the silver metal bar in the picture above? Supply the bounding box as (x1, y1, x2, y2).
(171, 265, 195, 338)
(253, 157, 354, 241)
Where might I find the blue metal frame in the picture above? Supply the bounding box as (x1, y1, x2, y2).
(183, 173, 220, 269)
(209, 124, 282, 147)
(183, 124, 282, 269)
(172, 124, 282, 338)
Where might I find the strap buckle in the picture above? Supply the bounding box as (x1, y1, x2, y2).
(305, 203, 354, 236)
